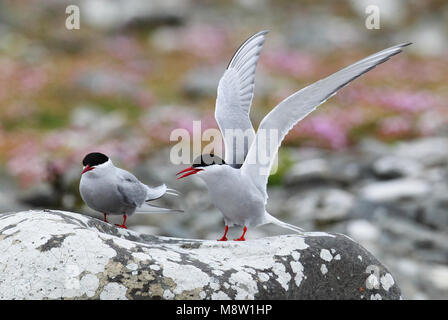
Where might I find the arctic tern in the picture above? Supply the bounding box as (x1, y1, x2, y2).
(176, 30, 411, 241)
(80, 152, 182, 229)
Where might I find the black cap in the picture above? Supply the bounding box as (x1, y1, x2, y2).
(192, 153, 225, 168)
(82, 152, 109, 167)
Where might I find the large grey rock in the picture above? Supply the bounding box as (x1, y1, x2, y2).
(0, 210, 402, 300)
(360, 179, 430, 202)
(81, 0, 188, 30)
(371, 156, 423, 179)
(393, 137, 448, 167)
(285, 189, 355, 224)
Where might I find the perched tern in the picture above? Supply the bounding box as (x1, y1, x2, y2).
(80, 152, 182, 229)
(177, 30, 411, 241)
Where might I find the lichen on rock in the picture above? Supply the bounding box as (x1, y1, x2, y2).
(0, 210, 402, 300)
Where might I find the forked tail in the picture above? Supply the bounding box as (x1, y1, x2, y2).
(135, 202, 184, 214)
(145, 184, 182, 201)
(265, 213, 305, 234)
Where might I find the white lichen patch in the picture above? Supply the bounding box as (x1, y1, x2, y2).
(209, 277, 220, 290)
(132, 252, 151, 261)
(229, 271, 259, 299)
(163, 289, 175, 299)
(112, 237, 136, 250)
(291, 251, 300, 260)
(334, 254, 341, 260)
(370, 293, 382, 300)
(79, 274, 100, 298)
(212, 291, 230, 300)
(321, 264, 328, 275)
(162, 263, 210, 295)
(320, 249, 333, 262)
(380, 273, 395, 291)
(275, 236, 308, 254)
(148, 248, 182, 262)
(100, 283, 128, 300)
(366, 274, 380, 289)
(0, 211, 117, 299)
(290, 261, 304, 287)
(272, 262, 291, 291)
(258, 273, 269, 282)
(245, 268, 256, 275)
(213, 270, 224, 276)
(126, 263, 138, 271)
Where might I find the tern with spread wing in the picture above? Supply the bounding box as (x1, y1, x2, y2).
(177, 31, 411, 241)
(80, 152, 182, 229)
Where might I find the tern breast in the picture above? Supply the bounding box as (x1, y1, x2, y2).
(201, 165, 266, 227)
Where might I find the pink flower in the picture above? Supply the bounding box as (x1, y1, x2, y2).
(374, 90, 438, 113)
(291, 113, 348, 150)
(21, 69, 47, 92)
(262, 50, 316, 77)
(6, 140, 49, 186)
(179, 25, 228, 62)
(104, 36, 141, 60)
(378, 116, 413, 138)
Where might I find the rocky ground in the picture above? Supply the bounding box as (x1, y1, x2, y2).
(0, 210, 402, 300)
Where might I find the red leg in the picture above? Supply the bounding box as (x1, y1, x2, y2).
(218, 225, 229, 241)
(103, 213, 109, 223)
(115, 214, 127, 229)
(234, 226, 247, 241)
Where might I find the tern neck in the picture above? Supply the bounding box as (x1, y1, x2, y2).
(199, 164, 234, 183)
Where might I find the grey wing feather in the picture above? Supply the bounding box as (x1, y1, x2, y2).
(135, 202, 184, 214)
(115, 169, 182, 214)
(116, 169, 149, 207)
(242, 42, 412, 198)
(215, 30, 268, 166)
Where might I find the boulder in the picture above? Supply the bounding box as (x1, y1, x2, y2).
(0, 210, 402, 300)
(360, 179, 430, 202)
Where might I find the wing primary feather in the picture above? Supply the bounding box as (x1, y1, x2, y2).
(241, 42, 411, 198)
(216, 30, 268, 165)
(235, 45, 263, 72)
(227, 30, 269, 69)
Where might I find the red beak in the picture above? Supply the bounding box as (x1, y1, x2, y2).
(176, 166, 203, 179)
(81, 165, 94, 175)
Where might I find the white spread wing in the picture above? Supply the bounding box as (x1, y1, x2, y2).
(242, 42, 412, 198)
(215, 30, 268, 167)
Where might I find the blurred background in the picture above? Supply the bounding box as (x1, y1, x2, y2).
(0, 0, 447, 299)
